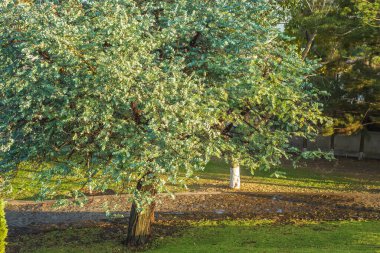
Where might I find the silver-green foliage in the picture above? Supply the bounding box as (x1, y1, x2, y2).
(156, 0, 327, 170)
(0, 0, 326, 205)
(0, 0, 219, 206)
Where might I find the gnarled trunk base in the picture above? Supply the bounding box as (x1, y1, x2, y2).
(126, 178, 156, 247)
(126, 201, 156, 246)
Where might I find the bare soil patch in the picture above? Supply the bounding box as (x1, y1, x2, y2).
(5, 158, 380, 241)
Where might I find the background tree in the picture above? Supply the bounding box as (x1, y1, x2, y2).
(354, 0, 380, 27)
(283, 0, 380, 134)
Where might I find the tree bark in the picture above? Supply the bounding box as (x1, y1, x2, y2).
(229, 161, 240, 189)
(302, 31, 317, 60)
(126, 180, 156, 246)
(126, 199, 156, 246)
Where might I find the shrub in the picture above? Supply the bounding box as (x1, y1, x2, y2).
(0, 199, 7, 253)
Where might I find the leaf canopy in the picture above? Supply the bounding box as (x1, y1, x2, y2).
(0, 0, 326, 203)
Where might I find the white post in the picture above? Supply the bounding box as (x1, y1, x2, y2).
(229, 163, 240, 189)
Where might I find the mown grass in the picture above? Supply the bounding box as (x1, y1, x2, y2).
(195, 159, 380, 192)
(10, 220, 380, 253)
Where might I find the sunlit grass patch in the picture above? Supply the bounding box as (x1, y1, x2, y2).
(6, 159, 380, 200)
(9, 220, 380, 253)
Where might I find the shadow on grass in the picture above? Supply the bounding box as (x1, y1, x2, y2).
(7, 217, 380, 253)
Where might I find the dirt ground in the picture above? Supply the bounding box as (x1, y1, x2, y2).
(5, 158, 380, 240)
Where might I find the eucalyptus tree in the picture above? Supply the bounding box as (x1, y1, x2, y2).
(0, 0, 221, 245)
(0, 0, 326, 247)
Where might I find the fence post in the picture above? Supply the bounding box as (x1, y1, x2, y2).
(302, 138, 308, 152)
(359, 130, 365, 160)
(330, 134, 335, 154)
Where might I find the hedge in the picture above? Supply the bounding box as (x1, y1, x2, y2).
(0, 199, 7, 253)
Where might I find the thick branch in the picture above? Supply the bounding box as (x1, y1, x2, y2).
(130, 102, 142, 125)
(189, 31, 202, 48)
(302, 30, 317, 60)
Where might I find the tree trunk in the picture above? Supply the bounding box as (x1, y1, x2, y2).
(126, 200, 156, 246)
(302, 31, 317, 60)
(229, 161, 240, 189)
(126, 179, 156, 246)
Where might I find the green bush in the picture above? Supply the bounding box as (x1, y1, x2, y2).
(0, 200, 7, 253)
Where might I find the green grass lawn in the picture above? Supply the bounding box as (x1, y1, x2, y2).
(6, 160, 380, 252)
(4, 159, 380, 200)
(10, 220, 380, 253)
(195, 159, 380, 192)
